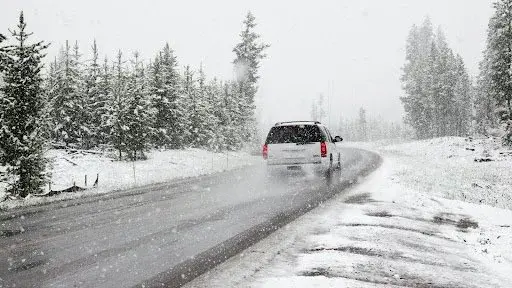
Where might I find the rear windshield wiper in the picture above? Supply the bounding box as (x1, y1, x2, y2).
(296, 141, 315, 145)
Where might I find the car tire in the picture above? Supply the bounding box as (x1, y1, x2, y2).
(325, 155, 333, 178)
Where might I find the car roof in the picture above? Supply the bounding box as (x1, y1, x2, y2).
(274, 121, 324, 127)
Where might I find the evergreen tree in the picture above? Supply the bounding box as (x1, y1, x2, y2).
(432, 29, 456, 137)
(452, 55, 472, 136)
(233, 11, 269, 144)
(106, 50, 128, 159)
(72, 41, 91, 148)
(401, 22, 433, 139)
(124, 52, 152, 160)
(150, 43, 185, 148)
(220, 81, 242, 150)
(0, 12, 49, 197)
(359, 107, 367, 141)
(205, 77, 223, 150)
(84, 40, 105, 148)
(310, 94, 326, 123)
(96, 56, 113, 146)
(401, 18, 472, 139)
(182, 65, 199, 146)
(483, 0, 512, 145)
(475, 53, 498, 135)
(44, 57, 60, 141)
(52, 40, 83, 147)
(194, 64, 216, 148)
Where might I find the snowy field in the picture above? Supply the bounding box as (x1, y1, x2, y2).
(357, 137, 512, 210)
(0, 148, 260, 210)
(187, 137, 512, 287)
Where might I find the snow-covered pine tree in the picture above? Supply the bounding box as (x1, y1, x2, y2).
(149, 52, 165, 147)
(452, 55, 472, 136)
(310, 101, 318, 122)
(72, 41, 91, 149)
(219, 81, 242, 150)
(150, 43, 185, 149)
(182, 65, 200, 146)
(310, 94, 326, 123)
(401, 19, 438, 139)
(53, 40, 83, 147)
(195, 64, 216, 148)
(401, 18, 472, 139)
(401, 24, 426, 138)
(124, 52, 152, 160)
(0, 12, 49, 197)
(44, 57, 60, 141)
(483, 0, 512, 145)
(359, 107, 367, 141)
(475, 53, 498, 135)
(96, 56, 113, 146)
(106, 50, 128, 159)
(233, 11, 269, 146)
(83, 40, 105, 148)
(432, 29, 456, 137)
(205, 77, 223, 151)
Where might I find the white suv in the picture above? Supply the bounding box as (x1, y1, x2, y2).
(263, 121, 343, 176)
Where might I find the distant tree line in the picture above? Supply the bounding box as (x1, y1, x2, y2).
(0, 11, 268, 198)
(310, 96, 408, 142)
(334, 107, 410, 142)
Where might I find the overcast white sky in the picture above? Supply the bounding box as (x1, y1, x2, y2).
(0, 0, 494, 127)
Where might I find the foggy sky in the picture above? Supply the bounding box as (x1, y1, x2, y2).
(0, 0, 493, 128)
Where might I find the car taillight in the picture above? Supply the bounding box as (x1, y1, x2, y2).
(263, 144, 268, 159)
(320, 142, 327, 157)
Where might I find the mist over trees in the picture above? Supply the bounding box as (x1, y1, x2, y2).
(310, 94, 327, 124)
(334, 113, 408, 142)
(310, 94, 407, 141)
(0, 11, 268, 198)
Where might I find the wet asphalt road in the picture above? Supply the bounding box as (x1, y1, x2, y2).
(0, 148, 380, 288)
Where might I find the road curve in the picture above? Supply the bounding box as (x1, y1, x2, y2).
(0, 148, 380, 288)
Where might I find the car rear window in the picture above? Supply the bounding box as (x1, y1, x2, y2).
(265, 125, 325, 144)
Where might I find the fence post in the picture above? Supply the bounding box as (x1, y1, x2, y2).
(85, 175, 87, 187)
(93, 173, 99, 188)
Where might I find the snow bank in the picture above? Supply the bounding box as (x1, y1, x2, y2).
(0, 148, 260, 210)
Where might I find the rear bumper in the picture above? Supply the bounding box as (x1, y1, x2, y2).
(266, 160, 322, 166)
(266, 157, 330, 172)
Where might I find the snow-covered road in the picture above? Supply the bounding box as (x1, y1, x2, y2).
(0, 148, 380, 287)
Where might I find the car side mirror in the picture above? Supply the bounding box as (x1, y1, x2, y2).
(334, 136, 343, 142)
